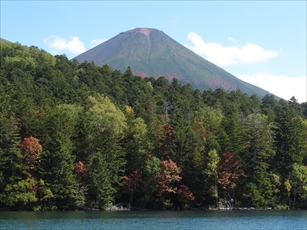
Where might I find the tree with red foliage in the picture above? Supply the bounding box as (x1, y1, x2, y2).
(157, 159, 194, 207)
(217, 152, 239, 198)
(178, 184, 195, 204)
(123, 170, 142, 194)
(20, 136, 42, 170)
(123, 170, 142, 204)
(157, 159, 181, 197)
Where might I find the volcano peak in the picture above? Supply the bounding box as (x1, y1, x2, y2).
(73, 28, 275, 99)
(125, 27, 157, 37)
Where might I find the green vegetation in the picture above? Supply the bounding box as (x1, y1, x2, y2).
(1, 42, 306, 211)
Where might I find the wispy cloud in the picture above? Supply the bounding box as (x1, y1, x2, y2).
(184, 32, 278, 66)
(44, 36, 86, 55)
(91, 39, 107, 48)
(237, 72, 307, 103)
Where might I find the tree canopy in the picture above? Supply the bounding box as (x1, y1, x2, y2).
(0, 42, 306, 210)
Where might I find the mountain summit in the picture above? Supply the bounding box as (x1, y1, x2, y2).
(73, 28, 274, 98)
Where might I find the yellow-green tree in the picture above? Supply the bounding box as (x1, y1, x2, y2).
(289, 164, 307, 208)
(85, 94, 127, 208)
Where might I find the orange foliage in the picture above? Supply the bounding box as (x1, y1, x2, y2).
(217, 152, 239, 190)
(20, 136, 42, 169)
(164, 123, 174, 138)
(157, 159, 194, 203)
(75, 161, 88, 183)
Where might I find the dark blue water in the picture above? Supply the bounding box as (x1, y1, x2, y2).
(1, 210, 306, 230)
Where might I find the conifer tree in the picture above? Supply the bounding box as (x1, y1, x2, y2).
(241, 110, 275, 207)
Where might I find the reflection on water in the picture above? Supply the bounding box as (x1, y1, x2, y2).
(1, 210, 307, 230)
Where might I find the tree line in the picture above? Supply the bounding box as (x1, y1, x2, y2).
(0, 42, 306, 211)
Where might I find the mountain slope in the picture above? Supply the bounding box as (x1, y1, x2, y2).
(73, 28, 275, 98)
(0, 38, 10, 43)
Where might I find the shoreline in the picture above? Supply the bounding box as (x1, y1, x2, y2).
(1, 207, 305, 212)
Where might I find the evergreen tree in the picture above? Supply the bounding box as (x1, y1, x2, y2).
(274, 106, 307, 179)
(37, 105, 79, 209)
(87, 150, 116, 208)
(241, 110, 275, 207)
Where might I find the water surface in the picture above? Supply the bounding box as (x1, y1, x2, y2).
(1, 210, 306, 229)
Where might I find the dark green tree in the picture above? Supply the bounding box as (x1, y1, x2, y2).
(241, 110, 276, 207)
(274, 106, 307, 179)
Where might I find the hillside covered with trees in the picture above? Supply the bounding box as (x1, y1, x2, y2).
(1, 42, 307, 211)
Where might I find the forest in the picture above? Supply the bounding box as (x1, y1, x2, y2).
(0, 42, 307, 211)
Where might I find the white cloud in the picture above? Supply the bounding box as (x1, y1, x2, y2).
(237, 72, 307, 103)
(91, 39, 107, 48)
(44, 36, 86, 55)
(184, 32, 278, 66)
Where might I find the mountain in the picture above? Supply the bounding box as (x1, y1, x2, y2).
(73, 28, 275, 98)
(0, 38, 10, 43)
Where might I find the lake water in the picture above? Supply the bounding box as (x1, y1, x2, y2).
(0, 210, 306, 230)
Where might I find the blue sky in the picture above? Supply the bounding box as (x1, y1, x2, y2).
(1, 1, 306, 102)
